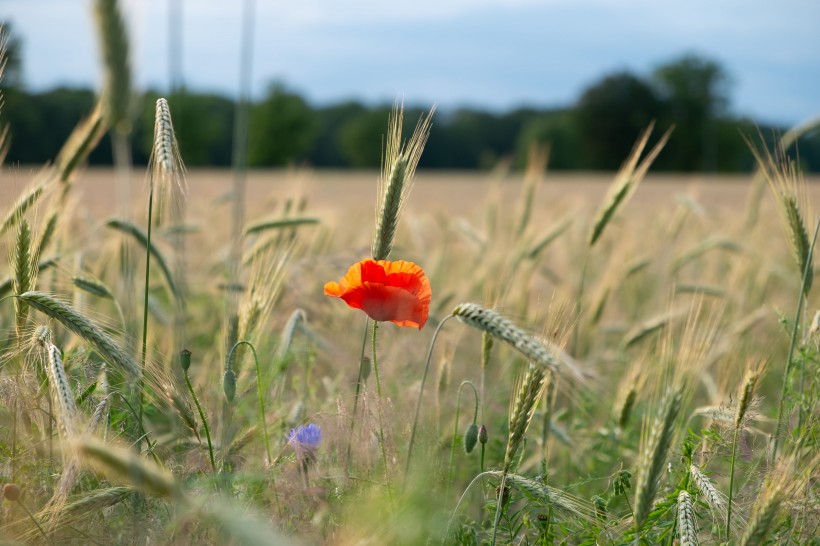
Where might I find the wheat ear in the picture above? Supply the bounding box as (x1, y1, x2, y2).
(19, 291, 140, 378)
(677, 490, 698, 546)
(588, 123, 672, 246)
(453, 303, 567, 374)
(371, 102, 434, 260)
(633, 387, 683, 533)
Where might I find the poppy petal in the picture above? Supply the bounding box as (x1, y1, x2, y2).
(325, 258, 431, 329)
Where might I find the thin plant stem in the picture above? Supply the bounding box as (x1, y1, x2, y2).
(228, 0, 255, 298)
(405, 314, 454, 480)
(345, 316, 370, 477)
(797, 218, 820, 434)
(138, 181, 155, 446)
(17, 499, 50, 545)
(226, 340, 272, 466)
(572, 252, 590, 356)
(773, 216, 820, 455)
(248, 341, 272, 465)
(490, 472, 509, 546)
(727, 425, 739, 541)
(447, 381, 478, 491)
(184, 368, 216, 473)
(371, 321, 389, 481)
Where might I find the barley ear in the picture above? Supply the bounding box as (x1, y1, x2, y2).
(749, 139, 813, 295)
(735, 367, 761, 429)
(150, 98, 187, 227)
(504, 364, 547, 471)
(11, 219, 37, 338)
(371, 102, 434, 260)
(633, 387, 683, 532)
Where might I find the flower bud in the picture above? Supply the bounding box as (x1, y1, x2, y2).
(478, 424, 488, 445)
(179, 349, 192, 372)
(223, 369, 237, 402)
(464, 423, 479, 454)
(3, 483, 21, 501)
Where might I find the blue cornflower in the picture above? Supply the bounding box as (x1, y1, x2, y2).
(287, 423, 321, 465)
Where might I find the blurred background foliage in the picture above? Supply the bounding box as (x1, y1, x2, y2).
(1, 20, 818, 172)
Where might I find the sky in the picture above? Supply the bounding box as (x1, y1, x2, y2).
(2, 0, 819, 127)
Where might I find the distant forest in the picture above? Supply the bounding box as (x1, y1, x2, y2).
(2, 37, 818, 172)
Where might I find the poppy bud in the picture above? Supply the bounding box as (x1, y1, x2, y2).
(179, 349, 192, 372)
(478, 424, 488, 445)
(3, 483, 21, 501)
(223, 369, 237, 403)
(464, 423, 479, 454)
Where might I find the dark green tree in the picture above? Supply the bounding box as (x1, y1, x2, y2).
(574, 72, 663, 169)
(3, 87, 99, 164)
(247, 83, 314, 166)
(515, 110, 581, 170)
(652, 54, 731, 171)
(336, 106, 392, 167)
(308, 101, 368, 166)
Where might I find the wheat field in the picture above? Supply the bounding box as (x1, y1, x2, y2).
(1, 10, 819, 546)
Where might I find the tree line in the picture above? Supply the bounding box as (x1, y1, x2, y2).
(2, 53, 818, 172)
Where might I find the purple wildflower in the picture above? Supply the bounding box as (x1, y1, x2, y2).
(287, 423, 321, 466)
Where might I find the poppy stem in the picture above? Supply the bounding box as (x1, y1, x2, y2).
(404, 314, 455, 481)
(345, 316, 370, 478)
(371, 321, 390, 486)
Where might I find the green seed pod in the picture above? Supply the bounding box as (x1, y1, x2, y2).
(223, 369, 237, 402)
(360, 356, 371, 381)
(464, 422, 479, 454)
(3, 483, 21, 501)
(179, 349, 192, 372)
(478, 424, 488, 445)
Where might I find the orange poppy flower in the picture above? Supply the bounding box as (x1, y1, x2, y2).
(324, 259, 432, 329)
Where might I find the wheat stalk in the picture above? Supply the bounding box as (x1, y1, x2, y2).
(689, 464, 727, 522)
(677, 490, 698, 546)
(150, 98, 187, 227)
(75, 436, 179, 499)
(11, 219, 37, 338)
(750, 140, 813, 294)
(55, 102, 107, 186)
(453, 303, 565, 373)
(505, 364, 548, 470)
(371, 102, 435, 261)
(633, 387, 683, 533)
(496, 472, 599, 522)
(588, 123, 672, 246)
(0, 183, 46, 236)
(41, 340, 79, 438)
(94, 0, 131, 133)
(19, 291, 139, 378)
